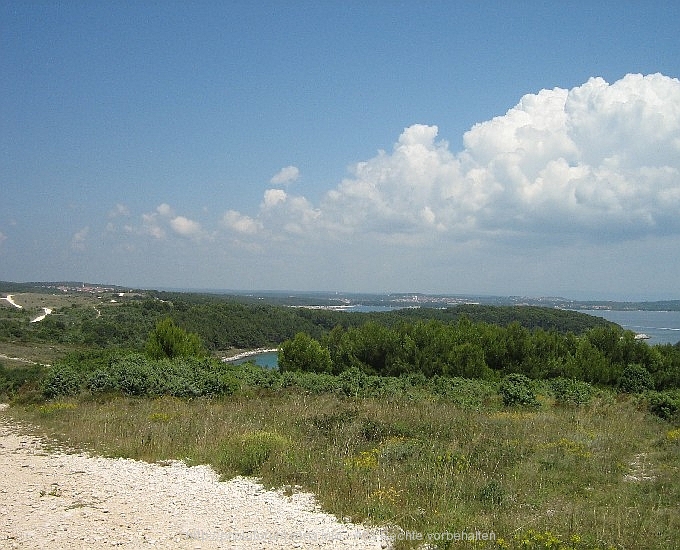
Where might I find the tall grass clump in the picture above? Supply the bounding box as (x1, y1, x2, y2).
(218, 431, 289, 476)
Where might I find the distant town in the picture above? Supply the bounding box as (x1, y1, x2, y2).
(1, 281, 679, 312)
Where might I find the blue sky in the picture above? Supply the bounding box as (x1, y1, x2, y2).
(1, 1, 680, 299)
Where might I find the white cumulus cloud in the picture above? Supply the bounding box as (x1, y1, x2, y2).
(108, 203, 131, 218)
(223, 210, 262, 235)
(141, 211, 166, 239)
(170, 216, 202, 237)
(133, 204, 204, 240)
(270, 165, 300, 185)
(241, 73, 680, 247)
(262, 188, 288, 209)
(156, 203, 174, 217)
(108, 73, 680, 284)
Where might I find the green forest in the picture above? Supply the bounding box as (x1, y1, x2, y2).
(2, 287, 679, 417)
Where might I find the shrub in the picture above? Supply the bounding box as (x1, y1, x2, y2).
(242, 364, 281, 390)
(364, 375, 408, 399)
(618, 363, 654, 393)
(216, 372, 240, 395)
(41, 365, 82, 398)
(281, 371, 339, 394)
(428, 376, 496, 409)
(550, 377, 593, 405)
(499, 373, 539, 408)
(0, 363, 45, 399)
(278, 332, 332, 373)
(647, 391, 679, 421)
(109, 355, 159, 396)
(145, 317, 206, 360)
(86, 369, 118, 394)
(338, 367, 369, 397)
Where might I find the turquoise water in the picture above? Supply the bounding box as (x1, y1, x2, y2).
(230, 351, 279, 369)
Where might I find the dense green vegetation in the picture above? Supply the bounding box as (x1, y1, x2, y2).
(2, 288, 680, 419)
(282, 319, 680, 391)
(1, 287, 614, 353)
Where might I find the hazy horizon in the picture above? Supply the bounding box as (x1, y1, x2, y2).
(2, 279, 677, 304)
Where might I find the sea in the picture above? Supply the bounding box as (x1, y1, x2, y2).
(229, 351, 279, 369)
(578, 309, 680, 346)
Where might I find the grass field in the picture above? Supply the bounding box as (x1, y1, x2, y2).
(6, 387, 679, 549)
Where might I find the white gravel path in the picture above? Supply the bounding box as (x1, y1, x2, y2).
(0, 406, 391, 549)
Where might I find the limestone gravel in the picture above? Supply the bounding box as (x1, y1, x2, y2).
(0, 406, 391, 549)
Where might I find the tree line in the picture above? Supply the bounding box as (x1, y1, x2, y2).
(280, 318, 680, 390)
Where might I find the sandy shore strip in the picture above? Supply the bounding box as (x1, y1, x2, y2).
(0, 405, 391, 549)
(222, 348, 278, 362)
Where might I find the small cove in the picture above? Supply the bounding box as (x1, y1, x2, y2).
(227, 351, 279, 369)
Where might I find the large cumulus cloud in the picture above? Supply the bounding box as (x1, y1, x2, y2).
(225, 73, 680, 248)
(460, 73, 680, 239)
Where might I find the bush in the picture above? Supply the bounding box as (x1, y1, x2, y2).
(428, 376, 495, 409)
(216, 372, 240, 396)
(550, 377, 593, 405)
(145, 317, 206, 360)
(647, 391, 679, 421)
(154, 358, 219, 398)
(338, 367, 369, 397)
(278, 332, 332, 373)
(86, 369, 118, 394)
(499, 373, 539, 408)
(42, 365, 82, 398)
(108, 355, 159, 396)
(618, 363, 654, 393)
(239, 363, 281, 390)
(365, 376, 409, 399)
(280, 370, 339, 394)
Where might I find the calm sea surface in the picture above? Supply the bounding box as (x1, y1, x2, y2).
(230, 351, 279, 369)
(579, 310, 680, 346)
